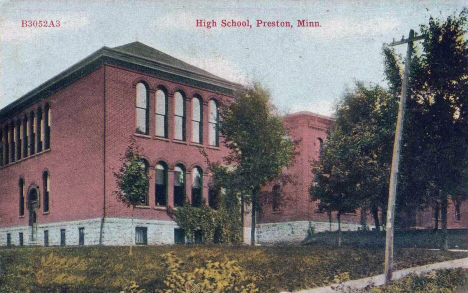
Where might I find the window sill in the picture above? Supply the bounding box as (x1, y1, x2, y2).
(272, 210, 282, 214)
(172, 139, 188, 145)
(43, 212, 50, 215)
(135, 205, 150, 209)
(206, 145, 220, 150)
(134, 133, 151, 139)
(19, 216, 25, 218)
(190, 142, 204, 147)
(155, 136, 170, 142)
(0, 148, 51, 169)
(154, 206, 167, 210)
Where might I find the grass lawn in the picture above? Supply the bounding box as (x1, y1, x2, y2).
(0, 242, 466, 293)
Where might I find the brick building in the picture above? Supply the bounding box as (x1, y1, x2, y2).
(0, 42, 242, 246)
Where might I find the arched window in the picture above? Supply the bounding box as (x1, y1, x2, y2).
(29, 112, 35, 155)
(209, 188, 220, 210)
(272, 185, 281, 211)
(191, 167, 203, 207)
(19, 178, 25, 217)
(209, 100, 219, 146)
(43, 171, 50, 213)
(174, 164, 186, 207)
(22, 115, 28, 157)
(44, 104, 50, 149)
(155, 89, 168, 138)
(10, 122, 15, 162)
(136, 82, 149, 135)
(317, 137, 323, 153)
(192, 96, 203, 144)
(16, 120, 21, 160)
(174, 92, 186, 141)
(139, 159, 150, 206)
(37, 108, 43, 152)
(155, 162, 168, 206)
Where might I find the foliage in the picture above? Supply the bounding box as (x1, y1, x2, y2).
(311, 83, 398, 231)
(155, 252, 259, 293)
(0, 245, 465, 293)
(113, 139, 150, 207)
(171, 203, 241, 244)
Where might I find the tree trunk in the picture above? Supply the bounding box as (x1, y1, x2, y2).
(250, 188, 259, 246)
(328, 209, 332, 231)
(434, 201, 440, 231)
(241, 194, 245, 243)
(337, 212, 342, 247)
(360, 207, 367, 230)
(372, 206, 380, 232)
(441, 195, 448, 251)
(129, 206, 134, 256)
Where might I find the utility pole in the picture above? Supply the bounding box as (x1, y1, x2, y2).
(384, 29, 426, 284)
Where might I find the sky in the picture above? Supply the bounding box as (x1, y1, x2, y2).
(0, 0, 466, 117)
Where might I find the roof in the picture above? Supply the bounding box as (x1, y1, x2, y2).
(0, 42, 240, 120)
(284, 111, 334, 121)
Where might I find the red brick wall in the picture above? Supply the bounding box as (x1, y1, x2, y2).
(103, 65, 232, 220)
(0, 68, 105, 227)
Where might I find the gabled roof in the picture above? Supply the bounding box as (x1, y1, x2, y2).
(0, 42, 240, 120)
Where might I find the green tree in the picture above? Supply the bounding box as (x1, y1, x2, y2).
(113, 139, 149, 253)
(311, 83, 398, 243)
(217, 83, 295, 246)
(384, 10, 468, 249)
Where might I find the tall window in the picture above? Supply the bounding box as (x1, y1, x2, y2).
(272, 185, 281, 211)
(209, 188, 219, 210)
(317, 137, 323, 155)
(455, 200, 461, 221)
(79, 227, 85, 246)
(191, 167, 203, 207)
(19, 178, 25, 217)
(0, 129, 3, 167)
(29, 112, 35, 155)
(16, 120, 21, 160)
(155, 89, 168, 138)
(174, 92, 186, 141)
(136, 82, 149, 134)
(209, 100, 219, 146)
(192, 96, 203, 144)
(43, 171, 50, 213)
(22, 116, 28, 157)
(156, 162, 168, 206)
(37, 108, 43, 152)
(4, 125, 9, 165)
(44, 104, 50, 149)
(174, 164, 186, 207)
(135, 227, 148, 245)
(10, 122, 15, 163)
(139, 159, 149, 206)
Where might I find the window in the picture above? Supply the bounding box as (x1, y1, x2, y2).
(22, 116, 28, 157)
(29, 112, 35, 155)
(209, 188, 220, 210)
(79, 227, 85, 246)
(155, 89, 168, 138)
(136, 82, 149, 134)
(209, 100, 219, 146)
(455, 201, 461, 221)
(43, 171, 50, 213)
(155, 162, 168, 206)
(16, 120, 21, 160)
(19, 232, 23, 246)
(174, 91, 186, 141)
(317, 137, 323, 155)
(37, 108, 43, 152)
(191, 167, 203, 207)
(60, 229, 66, 246)
(44, 230, 49, 246)
(44, 104, 50, 149)
(272, 185, 281, 211)
(0, 129, 3, 167)
(139, 159, 150, 206)
(192, 96, 203, 144)
(174, 164, 186, 207)
(7, 233, 11, 247)
(135, 227, 147, 245)
(10, 122, 15, 163)
(174, 228, 185, 244)
(4, 125, 9, 165)
(19, 178, 25, 217)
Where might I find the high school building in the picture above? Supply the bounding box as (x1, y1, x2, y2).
(0, 42, 240, 246)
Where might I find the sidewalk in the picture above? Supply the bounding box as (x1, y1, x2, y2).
(281, 257, 468, 293)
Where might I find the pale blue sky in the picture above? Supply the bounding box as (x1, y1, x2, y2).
(0, 0, 466, 116)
